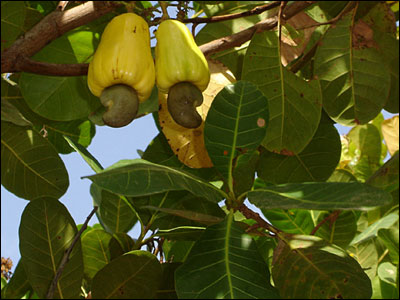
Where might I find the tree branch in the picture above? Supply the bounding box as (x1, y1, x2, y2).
(1, 1, 120, 74)
(238, 204, 281, 236)
(46, 206, 98, 299)
(199, 1, 315, 56)
(310, 210, 341, 236)
(2, 1, 314, 76)
(182, 1, 281, 24)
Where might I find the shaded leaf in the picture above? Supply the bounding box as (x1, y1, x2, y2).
(257, 118, 341, 184)
(144, 206, 223, 226)
(91, 251, 162, 299)
(204, 80, 269, 185)
(248, 182, 392, 211)
(377, 228, 399, 264)
(314, 211, 357, 249)
(243, 30, 322, 154)
(367, 151, 399, 192)
(112, 232, 135, 253)
(351, 211, 399, 245)
(163, 240, 195, 263)
(1, 97, 32, 127)
(19, 198, 83, 299)
(347, 239, 379, 280)
(84, 159, 226, 203)
(156, 263, 181, 299)
(1, 1, 26, 52)
(90, 183, 137, 234)
(272, 234, 372, 299)
(1, 121, 69, 200)
(175, 213, 279, 299)
(81, 229, 123, 281)
(2, 259, 31, 299)
(314, 11, 391, 125)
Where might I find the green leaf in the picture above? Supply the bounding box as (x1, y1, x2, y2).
(377, 228, 399, 264)
(155, 226, 205, 241)
(351, 212, 399, 245)
(378, 262, 398, 286)
(90, 184, 137, 234)
(367, 151, 399, 192)
(83, 159, 226, 203)
(272, 234, 372, 299)
(175, 213, 279, 299)
(144, 206, 223, 226)
(91, 250, 162, 299)
(257, 118, 341, 184)
(232, 150, 259, 196)
(314, 11, 391, 125)
(163, 240, 195, 263)
(1, 121, 69, 200)
(248, 182, 392, 210)
(81, 229, 123, 281)
(2, 259, 31, 299)
(347, 239, 378, 280)
(261, 209, 314, 235)
(112, 232, 135, 253)
(19, 198, 83, 299)
(142, 132, 217, 181)
(18, 27, 100, 121)
(204, 81, 268, 187)
(1, 91, 32, 126)
(327, 169, 358, 182)
(314, 211, 357, 249)
(64, 136, 103, 173)
(242, 30, 322, 154)
(1, 1, 26, 52)
(156, 263, 180, 299)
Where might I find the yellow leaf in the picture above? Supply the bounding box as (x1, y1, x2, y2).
(381, 115, 399, 155)
(158, 59, 235, 168)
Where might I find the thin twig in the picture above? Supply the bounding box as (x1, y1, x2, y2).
(238, 204, 281, 236)
(46, 206, 98, 299)
(183, 1, 281, 24)
(310, 210, 341, 236)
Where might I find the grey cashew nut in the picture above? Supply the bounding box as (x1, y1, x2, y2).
(167, 82, 204, 129)
(100, 84, 139, 128)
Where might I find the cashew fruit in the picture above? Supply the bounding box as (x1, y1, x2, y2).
(155, 20, 210, 94)
(87, 13, 155, 127)
(167, 82, 203, 128)
(155, 20, 210, 128)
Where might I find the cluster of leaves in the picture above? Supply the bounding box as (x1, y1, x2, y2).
(1, 1, 399, 299)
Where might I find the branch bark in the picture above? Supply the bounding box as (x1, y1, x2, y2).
(1, 1, 314, 76)
(1, 1, 120, 74)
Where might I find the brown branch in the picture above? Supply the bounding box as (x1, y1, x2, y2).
(2, 1, 314, 76)
(46, 206, 98, 299)
(1, 1, 120, 74)
(56, 1, 69, 11)
(310, 210, 341, 236)
(238, 204, 281, 235)
(199, 1, 315, 57)
(183, 1, 281, 24)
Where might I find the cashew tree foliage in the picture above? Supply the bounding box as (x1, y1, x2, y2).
(1, 1, 399, 299)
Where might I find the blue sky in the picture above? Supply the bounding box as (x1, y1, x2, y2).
(1, 3, 398, 269)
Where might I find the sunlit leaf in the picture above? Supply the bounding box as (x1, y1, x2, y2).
(381, 116, 399, 156)
(243, 30, 322, 154)
(314, 11, 391, 125)
(347, 239, 379, 280)
(248, 182, 392, 211)
(377, 228, 399, 264)
(351, 212, 399, 245)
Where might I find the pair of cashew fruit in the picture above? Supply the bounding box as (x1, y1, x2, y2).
(87, 13, 210, 128)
